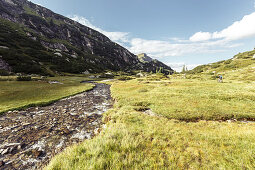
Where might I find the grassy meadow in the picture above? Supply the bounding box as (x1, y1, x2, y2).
(46, 75, 255, 169)
(0, 76, 93, 113)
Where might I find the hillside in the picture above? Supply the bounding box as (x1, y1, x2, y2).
(0, 0, 172, 75)
(187, 49, 255, 81)
(137, 53, 173, 74)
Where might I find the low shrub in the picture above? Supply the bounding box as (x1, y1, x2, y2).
(136, 78, 145, 82)
(17, 76, 32, 81)
(210, 75, 217, 80)
(133, 101, 150, 107)
(224, 59, 232, 65)
(117, 76, 133, 81)
(0, 69, 9, 76)
(99, 74, 114, 79)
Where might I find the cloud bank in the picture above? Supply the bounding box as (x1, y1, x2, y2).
(190, 12, 255, 42)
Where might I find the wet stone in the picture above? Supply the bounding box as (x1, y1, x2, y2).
(0, 160, 5, 167)
(1, 148, 9, 155)
(9, 146, 17, 154)
(32, 149, 44, 158)
(0, 83, 113, 169)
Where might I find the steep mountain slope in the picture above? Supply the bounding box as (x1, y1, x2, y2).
(0, 0, 172, 75)
(137, 53, 173, 74)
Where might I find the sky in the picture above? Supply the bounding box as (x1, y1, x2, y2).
(29, 0, 255, 71)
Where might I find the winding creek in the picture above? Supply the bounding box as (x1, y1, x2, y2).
(0, 83, 113, 169)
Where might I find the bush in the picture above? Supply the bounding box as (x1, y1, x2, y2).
(224, 64, 236, 70)
(224, 59, 232, 65)
(117, 76, 133, 81)
(211, 64, 220, 69)
(99, 74, 114, 79)
(137, 78, 145, 82)
(210, 75, 217, 80)
(17, 76, 32, 81)
(189, 65, 205, 74)
(0, 69, 9, 76)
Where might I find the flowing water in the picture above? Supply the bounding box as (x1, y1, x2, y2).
(0, 83, 112, 169)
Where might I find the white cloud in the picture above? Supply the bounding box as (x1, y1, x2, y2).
(128, 38, 234, 58)
(167, 62, 200, 72)
(103, 32, 129, 43)
(189, 32, 212, 42)
(190, 12, 255, 42)
(69, 15, 129, 43)
(128, 11, 255, 58)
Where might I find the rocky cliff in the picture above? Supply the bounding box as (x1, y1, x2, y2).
(137, 53, 173, 74)
(0, 0, 173, 75)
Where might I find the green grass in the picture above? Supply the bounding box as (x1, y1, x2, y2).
(0, 76, 94, 113)
(47, 117, 255, 169)
(112, 79, 255, 121)
(23, 5, 41, 17)
(183, 62, 255, 82)
(187, 49, 255, 78)
(46, 77, 255, 169)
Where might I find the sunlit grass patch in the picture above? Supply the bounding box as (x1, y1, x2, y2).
(0, 76, 93, 113)
(111, 79, 255, 121)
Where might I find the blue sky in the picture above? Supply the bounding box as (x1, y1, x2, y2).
(30, 0, 255, 71)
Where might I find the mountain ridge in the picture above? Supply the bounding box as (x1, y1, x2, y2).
(0, 0, 173, 75)
(137, 53, 173, 74)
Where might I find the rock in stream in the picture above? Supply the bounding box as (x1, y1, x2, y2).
(0, 83, 112, 169)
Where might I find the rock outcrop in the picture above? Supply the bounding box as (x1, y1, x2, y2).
(0, 56, 11, 72)
(137, 53, 173, 74)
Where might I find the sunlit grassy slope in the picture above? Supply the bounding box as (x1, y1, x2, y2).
(187, 49, 255, 82)
(0, 76, 93, 113)
(47, 77, 255, 169)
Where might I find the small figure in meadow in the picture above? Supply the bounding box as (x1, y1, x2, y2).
(218, 75, 223, 83)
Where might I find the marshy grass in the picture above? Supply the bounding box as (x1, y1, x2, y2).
(0, 76, 94, 113)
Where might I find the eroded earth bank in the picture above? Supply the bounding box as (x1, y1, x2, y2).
(0, 83, 113, 169)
